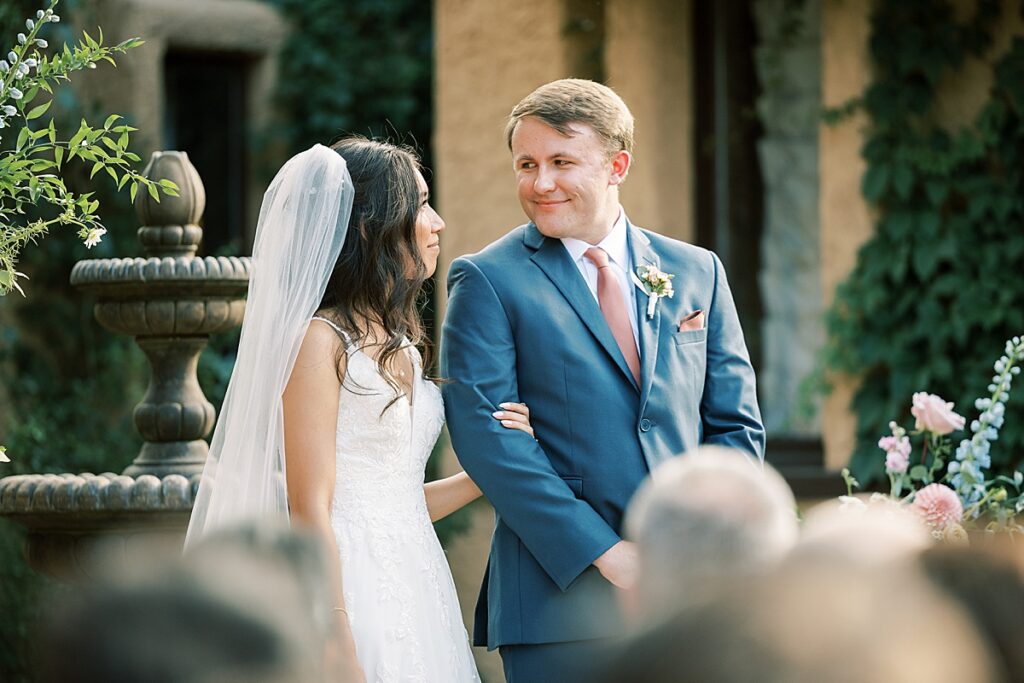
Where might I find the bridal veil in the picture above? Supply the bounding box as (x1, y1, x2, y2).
(185, 144, 354, 549)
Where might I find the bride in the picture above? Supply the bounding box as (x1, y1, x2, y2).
(185, 139, 533, 682)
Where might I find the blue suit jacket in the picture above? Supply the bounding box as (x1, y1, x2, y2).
(440, 220, 764, 649)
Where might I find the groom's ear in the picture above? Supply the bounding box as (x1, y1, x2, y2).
(609, 149, 631, 186)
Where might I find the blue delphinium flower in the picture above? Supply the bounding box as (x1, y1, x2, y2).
(949, 337, 1024, 515)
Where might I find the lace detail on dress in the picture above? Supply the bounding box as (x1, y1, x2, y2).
(327, 325, 477, 682)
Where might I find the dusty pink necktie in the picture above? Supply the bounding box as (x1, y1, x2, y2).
(584, 247, 641, 385)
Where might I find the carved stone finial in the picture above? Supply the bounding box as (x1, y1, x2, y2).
(68, 150, 250, 478)
(134, 151, 206, 257)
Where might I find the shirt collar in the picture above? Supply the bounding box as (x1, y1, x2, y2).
(561, 208, 630, 267)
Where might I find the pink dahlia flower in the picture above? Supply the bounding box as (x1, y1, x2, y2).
(911, 483, 963, 530)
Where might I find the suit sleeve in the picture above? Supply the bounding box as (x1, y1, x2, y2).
(441, 256, 620, 591)
(701, 252, 766, 459)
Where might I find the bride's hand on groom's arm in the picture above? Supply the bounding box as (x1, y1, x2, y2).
(423, 402, 533, 522)
(492, 402, 535, 439)
(593, 540, 638, 590)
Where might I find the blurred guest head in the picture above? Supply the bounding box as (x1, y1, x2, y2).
(37, 522, 330, 683)
(796, 494, 932, 566)
(918, 541, 1024, 681)
(597, 554, 1001, 683)
(622, 446, 798, 623)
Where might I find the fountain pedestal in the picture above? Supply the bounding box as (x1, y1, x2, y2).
(0, 152, 250, 577)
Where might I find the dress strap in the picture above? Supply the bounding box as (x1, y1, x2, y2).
(311, 316, 356, 352)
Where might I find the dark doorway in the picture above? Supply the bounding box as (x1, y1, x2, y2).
(693, 0, 764, 374)
(164, 51, 250, 256)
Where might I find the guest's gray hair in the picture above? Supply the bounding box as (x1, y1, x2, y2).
(625, 446, 799, 620)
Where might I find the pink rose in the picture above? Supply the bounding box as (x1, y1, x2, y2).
(911, 483, 963, 531)
(910, 392, 965, 435)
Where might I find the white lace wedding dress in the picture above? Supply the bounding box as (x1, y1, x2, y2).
(314, 317, 479, 682)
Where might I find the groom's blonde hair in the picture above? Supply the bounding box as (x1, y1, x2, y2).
(505, 79, 635, 157)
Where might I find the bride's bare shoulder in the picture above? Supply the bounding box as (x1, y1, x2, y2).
(294, 318, 346, 374)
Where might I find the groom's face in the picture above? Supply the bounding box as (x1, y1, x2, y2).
(511, 116, 629, 244)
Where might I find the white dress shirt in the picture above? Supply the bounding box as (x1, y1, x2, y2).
(560, 209, 639, 348)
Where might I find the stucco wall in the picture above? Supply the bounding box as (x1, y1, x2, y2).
(434, 1, 575, 281)
(605, 0, 695, 242)
(819, 0, 873, 470)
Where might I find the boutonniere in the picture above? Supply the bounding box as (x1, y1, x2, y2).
(631, 264, 675, 319)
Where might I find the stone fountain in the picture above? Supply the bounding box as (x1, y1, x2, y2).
(0, 152, 250, 577)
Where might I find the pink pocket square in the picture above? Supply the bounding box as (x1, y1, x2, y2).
(678, 310, 704, 332)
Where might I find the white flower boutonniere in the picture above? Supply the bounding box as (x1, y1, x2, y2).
(631, 264, 675, 319)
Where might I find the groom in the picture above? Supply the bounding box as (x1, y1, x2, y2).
(441, 79, 764, 682)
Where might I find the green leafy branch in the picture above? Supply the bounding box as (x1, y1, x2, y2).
(0, 0, 177, 296)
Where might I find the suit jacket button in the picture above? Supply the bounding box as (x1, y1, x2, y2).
(639, 418, 652, 432)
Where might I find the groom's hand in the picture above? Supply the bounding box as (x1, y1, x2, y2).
(593, 540, 638, 589)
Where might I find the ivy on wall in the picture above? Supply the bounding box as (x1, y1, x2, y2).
(269, 0, 433, 163)
(822, 0, 1024, 484)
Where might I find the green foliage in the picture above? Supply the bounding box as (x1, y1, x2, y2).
(269, 0, 433, 160)
(0, 520, 52, 683)
(0, 0, 177, 296)
(0, 0, 187, 467)
(821, 0, 1024, 485)
(0, 225, 148, 681)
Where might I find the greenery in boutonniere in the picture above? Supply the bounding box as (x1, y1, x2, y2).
(633, 264, 675, 319)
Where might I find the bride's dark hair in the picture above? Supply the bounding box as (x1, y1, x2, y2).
(319, 136, 430, 398)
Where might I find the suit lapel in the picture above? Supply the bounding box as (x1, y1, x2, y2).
(525, 224, 640, 392)
(628, 222, 662, 409)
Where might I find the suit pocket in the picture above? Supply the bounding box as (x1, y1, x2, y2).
(671, 329, 708, 398)
(673, 328, 707, 345)
(560, 476, 583, 498)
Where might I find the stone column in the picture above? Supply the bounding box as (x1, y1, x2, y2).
(753, 0, 825, 436)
